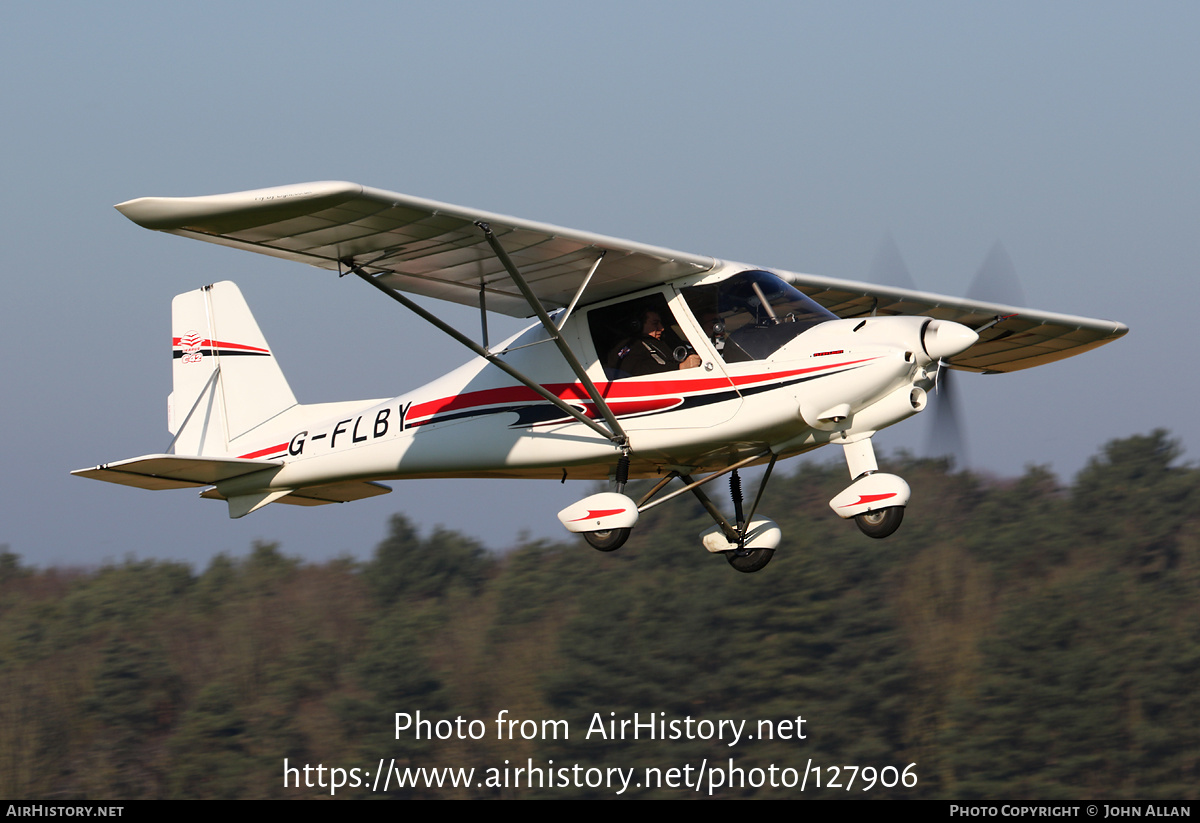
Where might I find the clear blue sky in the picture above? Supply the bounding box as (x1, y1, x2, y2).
(3, 1, 1196, 566)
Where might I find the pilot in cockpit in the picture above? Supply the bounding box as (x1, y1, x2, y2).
(607, 308, 702, 377)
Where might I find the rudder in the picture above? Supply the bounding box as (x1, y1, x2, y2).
(169, 282, 298, 456)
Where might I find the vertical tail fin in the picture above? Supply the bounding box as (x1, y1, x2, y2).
(169, 282, 297, 456)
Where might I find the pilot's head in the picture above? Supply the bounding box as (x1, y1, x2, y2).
(641, 309, 665, 340)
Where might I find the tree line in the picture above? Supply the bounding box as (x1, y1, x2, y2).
(1, 430, 1196, 798)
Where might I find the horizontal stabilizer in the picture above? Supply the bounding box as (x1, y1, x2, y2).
(71, 454, 279, 491)
(199, 479, 392, 510)
(286, 480, 392, 504)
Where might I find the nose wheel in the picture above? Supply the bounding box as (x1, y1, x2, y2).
(834, 437, 911, 539)
(854, 505, 904, 539)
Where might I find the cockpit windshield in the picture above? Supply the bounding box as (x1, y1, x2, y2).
(682, 270, 837, 363)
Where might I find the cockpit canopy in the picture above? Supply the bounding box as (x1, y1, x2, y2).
(682, 270, 837, 362)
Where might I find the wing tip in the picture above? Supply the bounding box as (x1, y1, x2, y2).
(114, 181, 364, 231)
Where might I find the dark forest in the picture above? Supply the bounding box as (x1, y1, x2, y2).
(2, 431, 1196, 799)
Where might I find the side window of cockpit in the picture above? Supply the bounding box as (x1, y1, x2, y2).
(680, 284, 734, 360)
(682, 282, 760, 363)
(587, 296, 702, 379)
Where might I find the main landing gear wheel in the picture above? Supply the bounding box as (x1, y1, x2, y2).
(726, 548, 774, 573)
(855, 506, 904, 539)
(584, 528, 630, 552)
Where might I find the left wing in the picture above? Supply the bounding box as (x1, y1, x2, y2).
(116, 182, 715, 317)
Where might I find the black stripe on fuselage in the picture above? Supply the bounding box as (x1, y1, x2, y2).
(172, 350, 270, 359)
(401, 364, 866, 431)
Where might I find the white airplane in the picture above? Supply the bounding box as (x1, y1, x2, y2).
(73, 182, 1127, 572)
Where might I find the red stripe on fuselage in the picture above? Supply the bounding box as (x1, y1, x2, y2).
(406, 357, 880, 423)
(729, 358, 878, 388)
(238, 443, 288, 459)
(581, 396, 682, 418)
(234, 356, 883, 460)
(405, 376, 729, 420)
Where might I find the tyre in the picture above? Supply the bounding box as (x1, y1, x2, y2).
(583, 528, 630, 552)
(726, 548, 774, 573)
(855, 506, 904, 539)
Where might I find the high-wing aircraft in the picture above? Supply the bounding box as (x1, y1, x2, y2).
(73, 182, 1127, 572)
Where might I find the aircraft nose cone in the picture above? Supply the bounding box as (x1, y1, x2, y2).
(923, 320, 978, 361)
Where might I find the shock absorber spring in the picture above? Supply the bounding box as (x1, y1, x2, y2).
(615, 453, 630, 493)
(730, 468, 745, 528)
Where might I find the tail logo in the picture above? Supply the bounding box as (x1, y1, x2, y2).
(180, 330, 204, 364)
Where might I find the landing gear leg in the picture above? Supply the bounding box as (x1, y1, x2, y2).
(672, 455, 781, 573)
(831, 436, 910, 537)
(581, 453, 633, 551)
(557, 452, 639, 549)
(724, 468, 774, 573)
(614, 451, 630, 494)
(628, 450, 782, 572)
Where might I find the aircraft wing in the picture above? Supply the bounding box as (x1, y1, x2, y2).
(116, 181, 1126, 370)
(780, 271, 1128, 373)
(116, 182, 716, 317)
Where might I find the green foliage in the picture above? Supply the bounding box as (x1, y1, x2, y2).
(0, 548, 26, 586)
(87, 635, 182, 734)
(0, 431, 1197, 798)
(1073, 429, 1196, 576)
(950, 568, 1200, 798)
(366, 514, 493, 604)
(169, 682, 255, 799)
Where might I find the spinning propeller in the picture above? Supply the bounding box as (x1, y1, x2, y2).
(868, 237, 1028, 467)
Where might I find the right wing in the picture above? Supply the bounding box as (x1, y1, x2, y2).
(780, 271, 1129, 373)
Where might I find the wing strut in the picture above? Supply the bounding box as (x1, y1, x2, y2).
(475, 222, 629, 448)
(342, 262, 624, 446)
(478, 281, 489, 350)
(557, 250, 605, 330)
